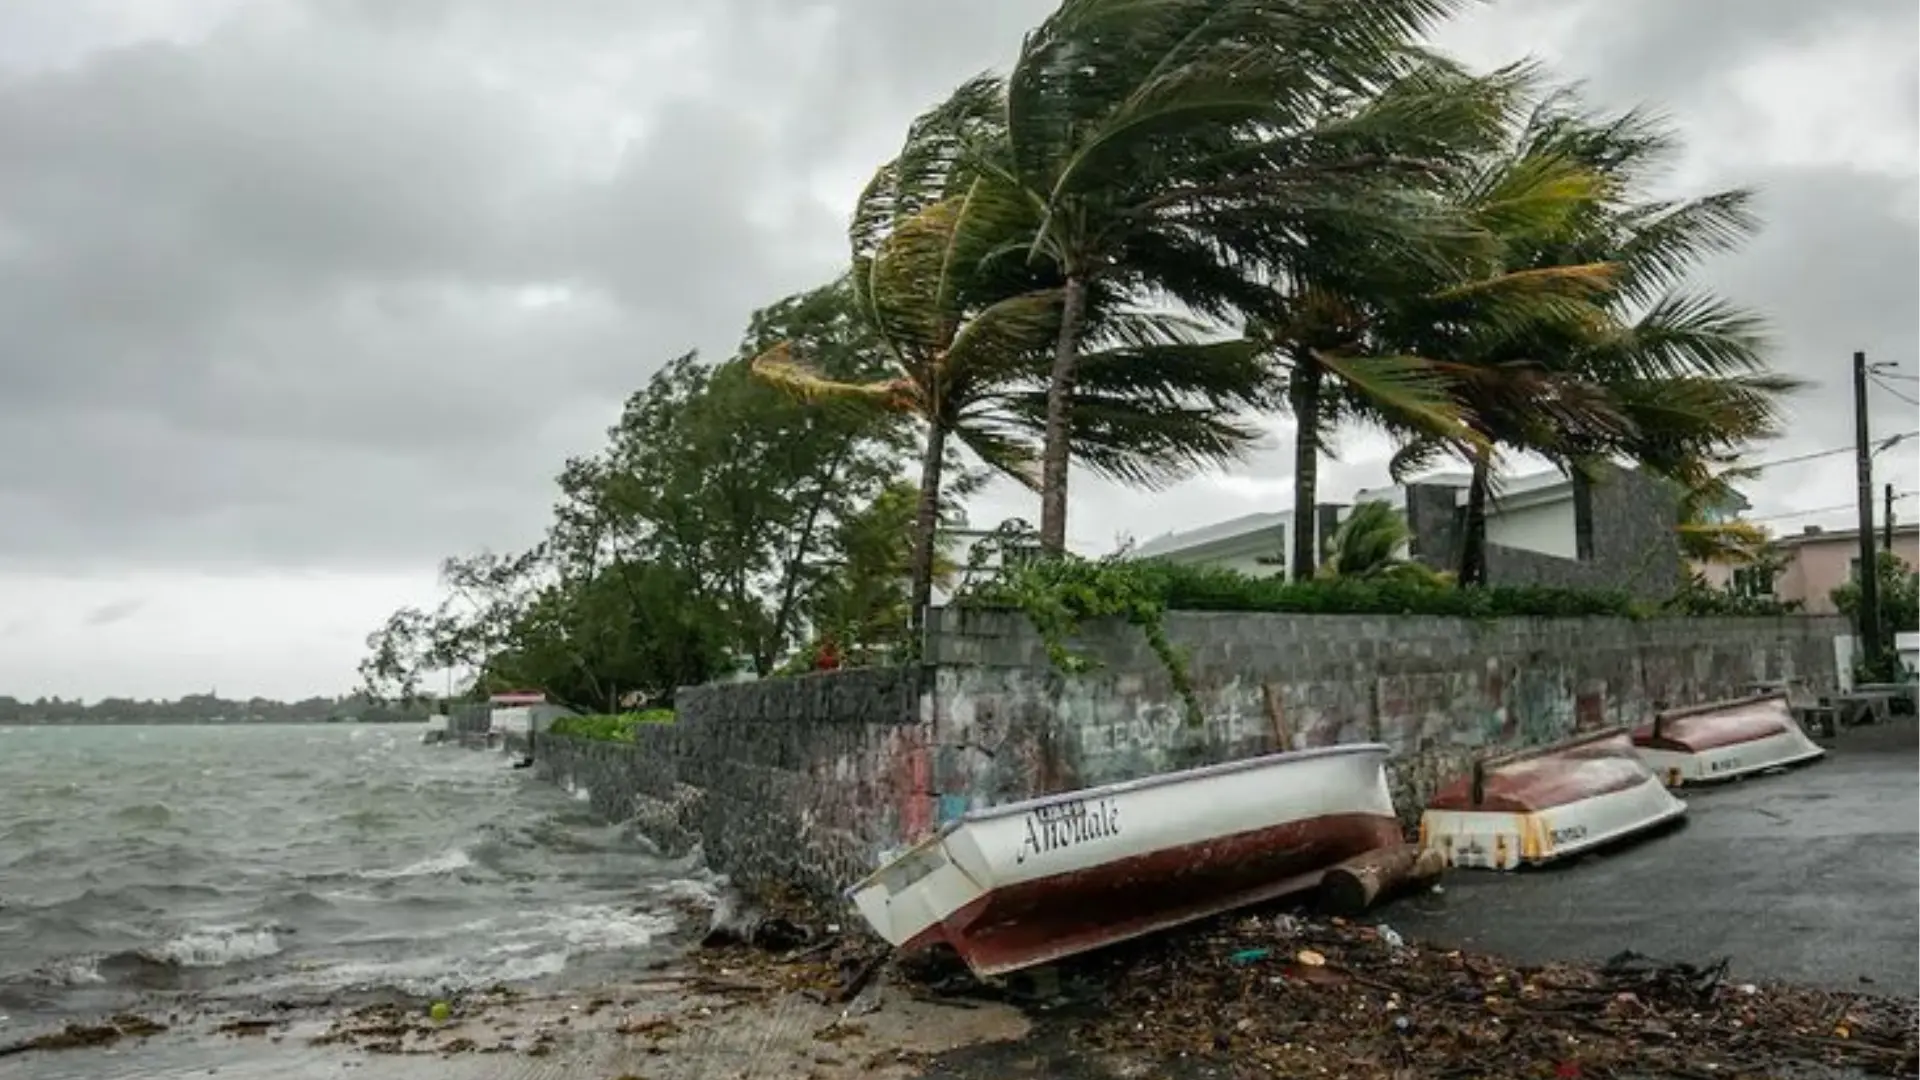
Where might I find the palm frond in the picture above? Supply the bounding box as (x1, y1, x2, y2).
(1312, 351, 1476, 445)
(749, 342, 916, 414)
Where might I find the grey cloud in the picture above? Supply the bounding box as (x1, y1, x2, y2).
(1687, 168, 1919, 450)
(1551, 0, 1917, 106)
(83, 597, 146, 626)
(0, 0, 1912, 574)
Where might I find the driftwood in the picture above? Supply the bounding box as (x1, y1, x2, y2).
(1319, 843, 1445, 916)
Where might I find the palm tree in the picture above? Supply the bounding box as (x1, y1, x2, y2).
(1673, 465, 1772, 566)
(981, 0, 1504, 554)
(1382, 89, 1802, 584)
(754, 84, 1272, 626)
(1319, 500, 1448, 585)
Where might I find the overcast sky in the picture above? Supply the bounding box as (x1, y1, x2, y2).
(0, 0, 1914, 701)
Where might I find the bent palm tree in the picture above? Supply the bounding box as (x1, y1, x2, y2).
(989, 0, 1500, 553)
(1383, 88, 1801, 584)
(755, 83, 1271, 625)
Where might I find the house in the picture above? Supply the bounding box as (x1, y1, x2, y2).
(1710, 522, 1920, 615)
(1126, 462, 1688, 600)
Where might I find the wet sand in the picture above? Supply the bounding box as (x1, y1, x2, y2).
(0, 973, 1037, 1080)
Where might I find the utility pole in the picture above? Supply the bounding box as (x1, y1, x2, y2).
(1852, 351, 1882, 667)
(1885, 483, 1896, 552)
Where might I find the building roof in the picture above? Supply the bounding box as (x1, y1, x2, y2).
(1774, 522, 1920, 547)
(1130, 510, 1291, 558)
(1130, 466, 1569, 559)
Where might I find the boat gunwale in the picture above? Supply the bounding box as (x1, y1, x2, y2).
(939, 742, 1392, 829)
(1476, 725, 1633, 771)
(1648, 691, 1788, 725)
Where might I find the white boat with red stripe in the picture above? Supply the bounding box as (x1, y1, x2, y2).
(1420, 728, 1686, 871)
(1631, 692, 1825, 787)
(845, 743, 1404, 977)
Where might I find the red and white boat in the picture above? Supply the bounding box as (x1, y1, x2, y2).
(1631, 692, 1824, 787)
(845, 744, 1404, 977)
(1420, 728, 1686, 871)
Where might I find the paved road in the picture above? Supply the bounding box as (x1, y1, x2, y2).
(1389, 723, 1920, 991)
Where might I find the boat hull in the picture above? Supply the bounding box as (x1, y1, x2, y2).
(1631, 693, 1824, 786)
(1421, 728, 1686, 871)
(847, 744, 1403, 977)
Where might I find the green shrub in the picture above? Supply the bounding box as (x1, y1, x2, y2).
(548, 709, 675, 742)
(968, 557, 1642, 623)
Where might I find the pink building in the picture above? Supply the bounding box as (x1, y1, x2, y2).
(1721, 523, 1920, 614)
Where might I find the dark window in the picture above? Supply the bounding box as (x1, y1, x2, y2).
(1731, 566, 1775, 599)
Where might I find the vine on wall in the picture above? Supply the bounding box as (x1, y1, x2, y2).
(956, 522, 1204, 727)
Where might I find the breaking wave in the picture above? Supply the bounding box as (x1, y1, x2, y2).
(0, 724, 698, 1023)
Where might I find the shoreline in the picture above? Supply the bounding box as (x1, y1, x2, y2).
(8, 895, 1914, 1080)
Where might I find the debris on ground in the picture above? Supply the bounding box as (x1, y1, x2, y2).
(0, 1013, 169, 1057)
(1067, 912, 1919, 1079)
(685, 886, 1918, 1076)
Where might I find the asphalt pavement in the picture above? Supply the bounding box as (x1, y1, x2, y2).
(1389, 721, 1920, 992)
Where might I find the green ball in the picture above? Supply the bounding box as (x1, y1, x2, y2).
(429, 1002, 451, 1023)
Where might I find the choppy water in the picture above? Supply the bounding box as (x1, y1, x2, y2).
(0, 724, 706, 1030)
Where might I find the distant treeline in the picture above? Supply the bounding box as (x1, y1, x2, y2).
(0, 692, 434, 726)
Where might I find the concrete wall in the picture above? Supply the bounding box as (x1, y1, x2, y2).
(532, 608, 1846, 901)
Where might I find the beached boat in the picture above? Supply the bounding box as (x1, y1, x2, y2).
(1420, 728, 1685, 871)
(845, 744, 1404, 977)
(1631, 692, 1824, 787)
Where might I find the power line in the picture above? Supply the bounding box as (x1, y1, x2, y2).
(1871, 374, 1920, 408)
(1739, 429, 1920, 471)
(1747, 490, 1918, 525)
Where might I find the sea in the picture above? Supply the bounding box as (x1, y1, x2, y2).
(0, 723, 708, 1033)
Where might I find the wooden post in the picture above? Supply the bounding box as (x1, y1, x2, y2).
(1320, 843, 1446, 916)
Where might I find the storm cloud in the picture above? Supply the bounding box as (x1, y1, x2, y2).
(0, 0, 1913, 695)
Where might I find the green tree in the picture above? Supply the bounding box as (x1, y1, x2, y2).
(560, 284, 912, 674)
(1833, 551, 1920, 681)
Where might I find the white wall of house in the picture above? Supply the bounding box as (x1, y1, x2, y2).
(1123, 467, 1584, 574)
(1484, 498, 1578, 559)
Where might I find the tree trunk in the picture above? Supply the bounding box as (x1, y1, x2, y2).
(1458, 447, 1492, 587)
(760, 453, 847, 674)
(908, 423, 947, 634)
(1319, 843, 1446, 916)
(1288, 363, 1323, 582)
(1038, 274, 1089, 555)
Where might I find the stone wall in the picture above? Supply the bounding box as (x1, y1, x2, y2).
(533, 609, 1846, 900)
(922, 608, 1845, 824)
(537, 666, 928, 900)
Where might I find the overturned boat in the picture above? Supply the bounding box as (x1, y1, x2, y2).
(1631, 692, 1824, 787)
(846, 744, 1404, 977)
(1421, 728, 1685, 871)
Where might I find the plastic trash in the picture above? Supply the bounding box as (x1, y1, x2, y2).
(1378, 924, 1406, 952)
(1230, 947, 1272, 965)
